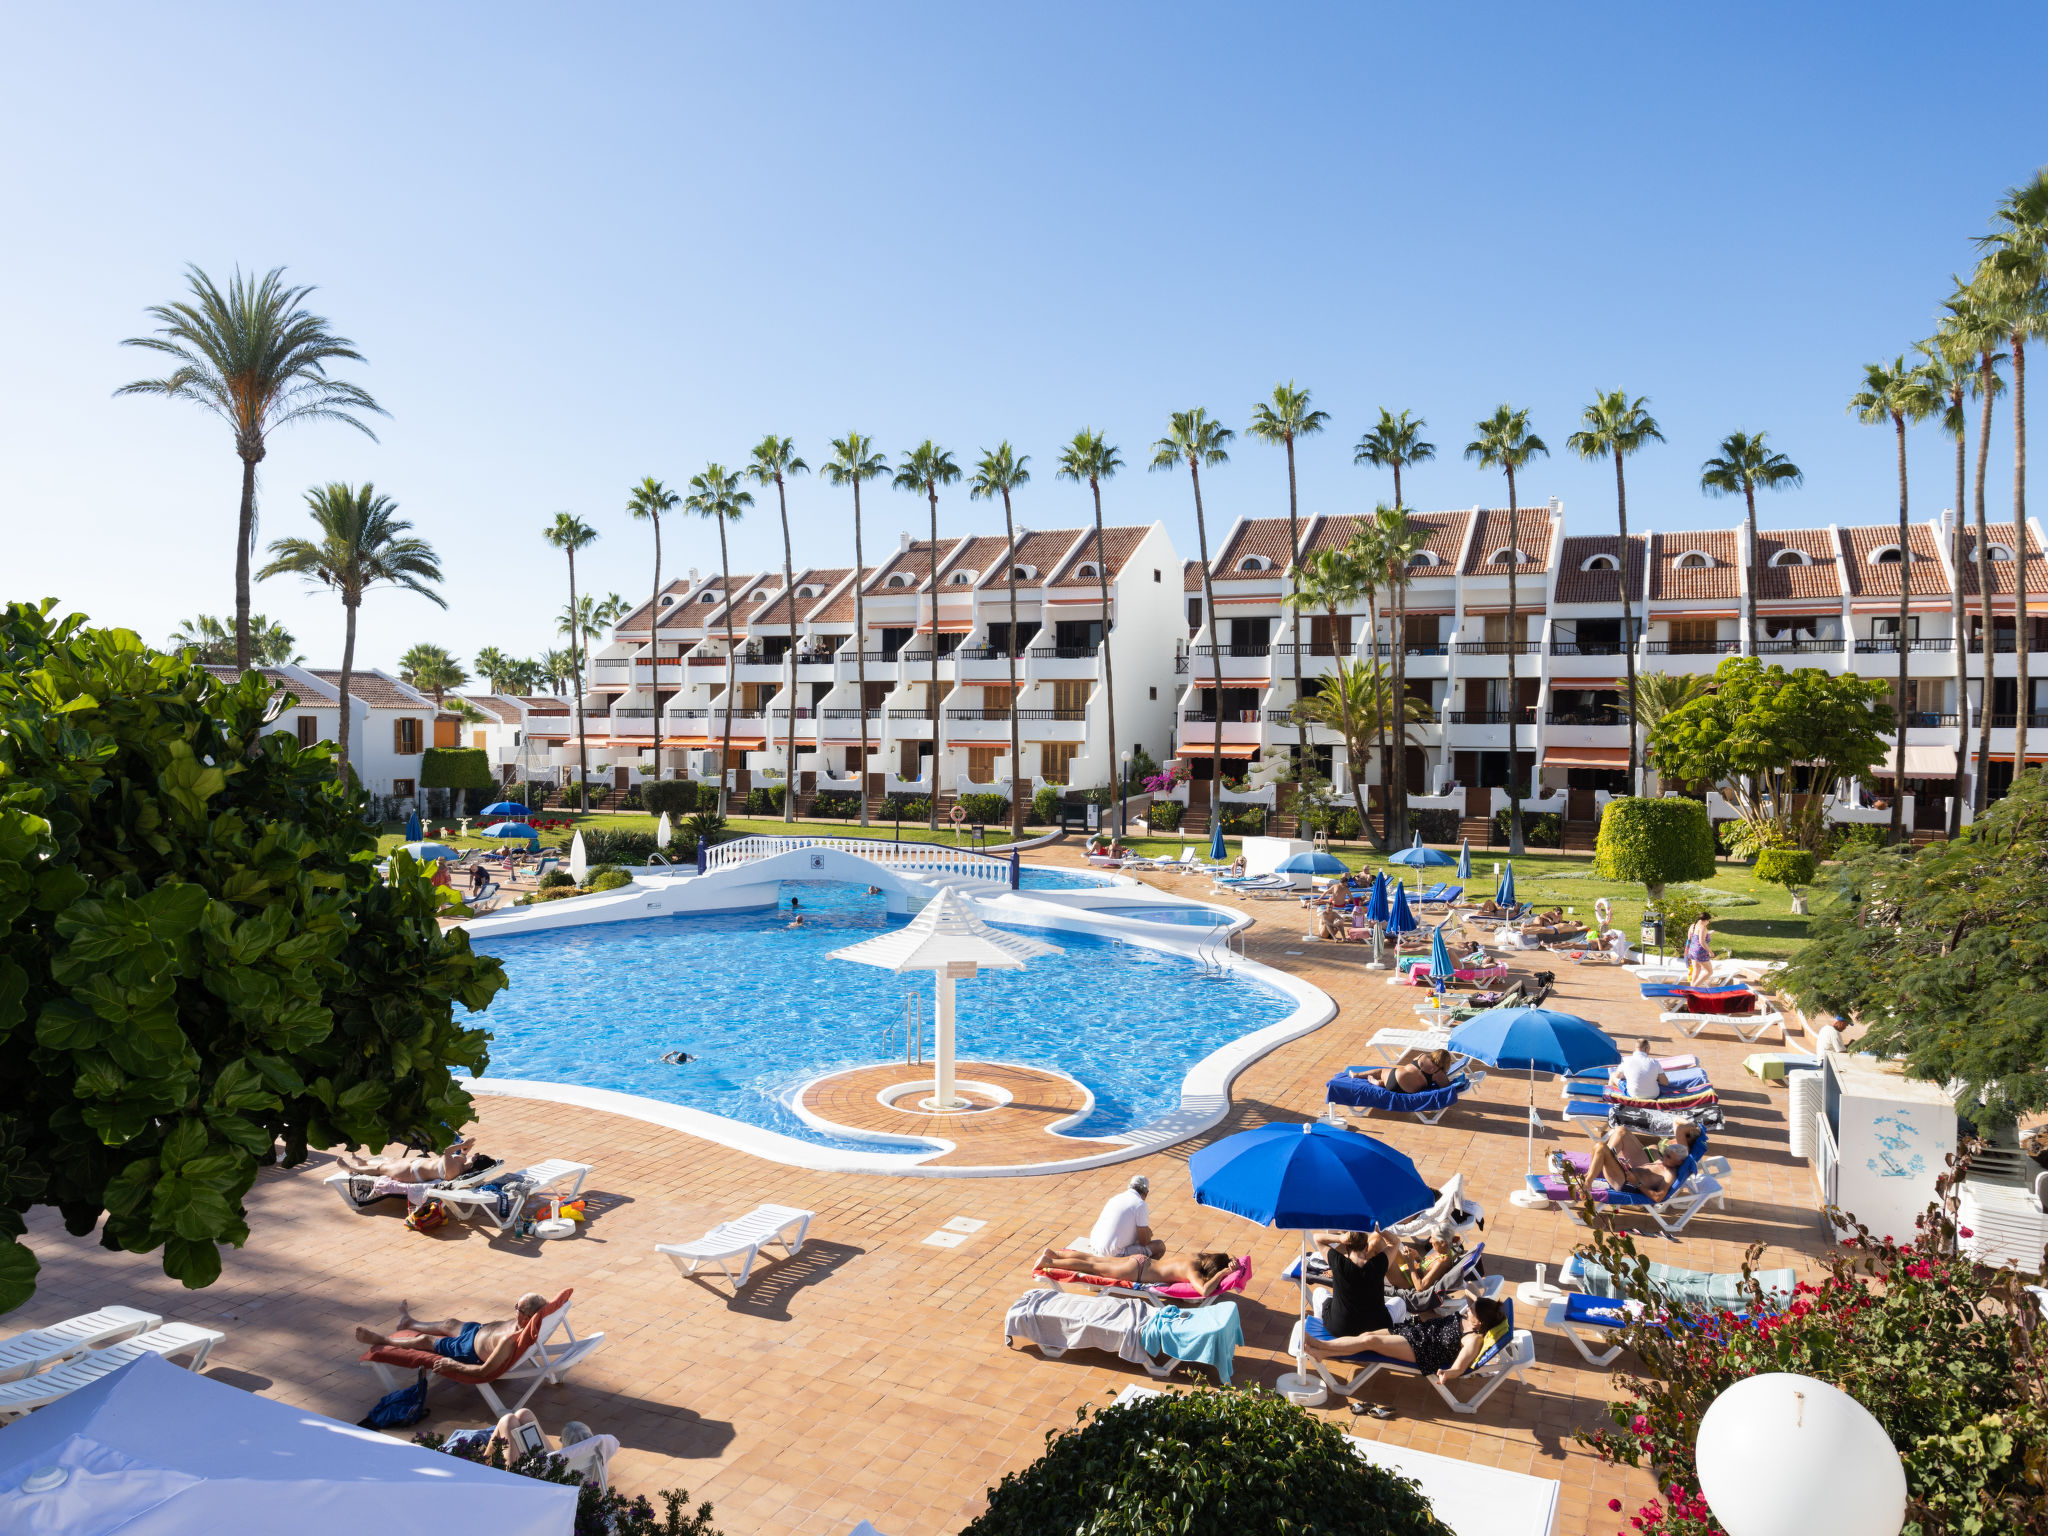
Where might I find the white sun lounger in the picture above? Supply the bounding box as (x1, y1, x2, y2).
(365, 1300, 606, 1418)
(0, 1323, 226, 1423)
(0, 1305, 163, 1384)
(1287, 1290, 1533, 1415)
(655, 1204, 814, 1290)
(434, 1159, 594, 1232)
(1663, 1008, 1785, 1044)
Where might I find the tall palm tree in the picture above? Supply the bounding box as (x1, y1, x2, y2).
(1850, 357, 1945, 844)
(1055, 431, 1127, 828)
(1919, 324, 1976, 831)
(1566, 392, 1663, 796)
(625, 476, 680, 782)
(169, 613, 301, 667)
(472, 645, 516, 696)
(1292, 657, 1433, 845)
(539, 647, 579, 698)
(1465, 406, 1549, 856)
(820, 434, 890, 826)
(685, 465, 754, 817)
(746, 437, 810, 822)
(1339, 519, 1390, 836)
(1372, 503, 1430, 843)
(398, 642, 467, 705)
(1354, 409, 1436, 829)
(1248, 384, 1331, 778)
(543, 513, 600, 797)
(1287, 548, 1380, 849)
(257, 483, 443, 785)
(1628, 671, 1711, 780)
(1977, 169, 2048, 779)
(1946, 282, 2010, 810)
(119, 266, 384, 669)
(893, 442, 962, 830)
(1700, 431, 1804, 654)
(970, 442, 1034, 838)
(1150, 410, 1235, 833)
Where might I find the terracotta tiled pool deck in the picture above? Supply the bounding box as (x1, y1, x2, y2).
(18, 845, 1835, 1536)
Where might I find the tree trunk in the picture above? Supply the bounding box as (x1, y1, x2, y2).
(1003, 492, 1022, 840)
(717, 519, 735, 819)
(1092, 482, 1118, 839)
(777, 479, 797, 822)
(1974, 352, 1999, 812)
(1744, 482, 1760, 655)
(1390, 567, 1410, 845)
(2016, 332, 2030, 785)
(1504, 479, 1524, 857)
(235, 453, 259, 670)
(1332, 604, 1375, 849)
(928, 488, 941, 832)
(336, 596, 358, 787)
(1890, 412, 1909, 848)
(1285, 438, 1308, 786)
(853, 482, 870, 827)
(568, 548, 588, 805)
(1616, 448, 1639, 796)
(1368, 580, 1389, 845)
(1950, 385, 1969, 837)
(650, 512, 663, 791)
(1190, 461, 1228, 847)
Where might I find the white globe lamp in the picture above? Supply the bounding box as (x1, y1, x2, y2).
(1696, 1373, 1905, 1536)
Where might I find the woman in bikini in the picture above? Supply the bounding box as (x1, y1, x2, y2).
(1304, 1290, 1509, 1386)
(337, 1135, 483, 1184)
(1358, 1049, 1457, 1095)
(1036, 1246, 1236, 1297)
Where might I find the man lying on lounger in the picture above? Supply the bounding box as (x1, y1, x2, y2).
(1034, 1246, 1236, 1296)
(1570, 1121, 1698, 1201)
(354, 1292, 549, 1380)
(336, 1135, 485, 1185)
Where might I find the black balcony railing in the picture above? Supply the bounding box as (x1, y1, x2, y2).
(1192, 643, 1273, 658)
(953, 646, 1011, 661)
(1753, 638, 1845, 654)
(1174, 656, 1189, 673)
(1442, 709, 1537, 724)
(1855, 637, 1953, 653)
(819, 708, 881, 719)
(1182, 709, 1263, 724)
(1027, 645, 1101, 659)
(1963, 638, 2048, 654)
(842, 650, 892, 662)
(1548, 641, 1630, 656)
(886, 709, 937, 720)
(1989, 713, 2048, 729)
(612, 708, 655, 718)
(1545, 710, 1628, 726)
(1453, 641, 1542, 655)
(1893, 712, 1961, 727)
(946, 708, 1085, 721)
(1646, 639, 1741, 655)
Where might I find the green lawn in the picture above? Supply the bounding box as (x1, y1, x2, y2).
(373, 809, 1057, 857)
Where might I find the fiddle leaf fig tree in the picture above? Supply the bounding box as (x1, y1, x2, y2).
(0, 602, 504, 1311)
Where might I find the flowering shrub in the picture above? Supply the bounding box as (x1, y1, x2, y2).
(1571, 1154, 2048, 1536)
(1142, 765, 1181, 794)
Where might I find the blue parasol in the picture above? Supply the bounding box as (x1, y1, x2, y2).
(1496, 861, 1517, 910)
(1363, 871, 1390, 925)
(1449, 1006, 1621, 1190)
(1457, 838, 1472, 880)
(405, 809, 423, 842)
(395, 841, 456, 863)
(1277, 850, 1348, 877)
(1385, 879, 1418, 938)
(480, 801, 530, 818)
(1388, 831, 1455, 868)
(479, 822, 539, 849)
(1429, 920, 1454, 985)
(1209, 819, 1227, 862)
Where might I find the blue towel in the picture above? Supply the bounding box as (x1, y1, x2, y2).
(1564, 1292, 1632, 1328)
(1326, 1074, 1466, 1114)
(1140, 1303, 1242, 1385)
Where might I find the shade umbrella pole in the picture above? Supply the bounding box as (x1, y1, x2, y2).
(935, 971, 959, 1110)
(1275, 1229, 1322, 1404)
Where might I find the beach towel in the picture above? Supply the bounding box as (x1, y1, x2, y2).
(1003, 1290, 1154, 1368)
(1575, 1258, 1794, 1311)
(1139, 1303, 1243, 1385)
(1677, 987, 1757, 1015)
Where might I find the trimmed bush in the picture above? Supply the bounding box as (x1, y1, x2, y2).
(529, 885, 579, 903)
(537, 869, 576, 890)
(957, 792, 1008, 824)
(504, 780, 550, 810)
(420, 747, 492, 792)
(640, 779, 700, 816)
(583, 868, 632, 893)
(965, 1387, 1450, 1536)
(744, 785, 785, 815)
(1221, 805, 1267, 835)
(1593, 795, 1716, 899)
(1329, 807, 1363, 839)
(1412, 808, 1461, 845)
(1754, 847, 1817, 890)
(1493, 808, 1562, 848)
(1030, 785, 1062, 826)
(1146, 798, 1183, 831)
(810, 790, 860, 819)
(881, 793, 930, 821)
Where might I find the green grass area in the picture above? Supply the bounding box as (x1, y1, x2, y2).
(372, 809, 1057, 857)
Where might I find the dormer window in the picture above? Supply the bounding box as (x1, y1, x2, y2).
(949, 570, 974, 585)
(1074, 562, 1100, 579)
(1580, 553, 1619, 572)
(659, 595, 675, 607)
(1768, 548, 1811, 567)
(699, 592, 717, 603)
(1978, 543, 2015, 562)
(887, 573, 912, 588)
(1408, 550, 1440, 569)
(797, 585, 818, 599)
(1011, 564, 1037, 581)
(1235, 555, 1272, 572)
(753, 590, 771, 601)
(1487, 548, 1530, 566)
(1675, 551, 1715, 570)
(1869, 545, 1905, 565)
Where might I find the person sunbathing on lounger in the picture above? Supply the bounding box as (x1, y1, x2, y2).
(1577, 1121, 1698, 1200)
(354, 1292, 549, 1380)
(1035, 1246, 1236, 1297)
(1306, 1229, 1464, 1296)
(337, 1135, 483, 1184)
(1303, 1290, 1508, 1386)
(1357, 1049, 1457, 1095)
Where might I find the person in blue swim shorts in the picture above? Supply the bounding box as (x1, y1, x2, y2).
(355, 1292, 549, 1377)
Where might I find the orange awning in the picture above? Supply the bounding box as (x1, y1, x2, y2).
(914, 621, 975, 633)
(1987, 753, 2048, 764)
(1542, 746, 1631, 768)
(1183, 743, 1262, 759)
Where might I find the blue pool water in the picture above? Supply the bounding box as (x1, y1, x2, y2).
(1015, 866, 1119, 890)
(469, 881, 1293, 1148)
(1111, 906, 1236, 927)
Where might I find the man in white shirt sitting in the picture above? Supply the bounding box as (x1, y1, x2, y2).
(1611, 1039, 1670, 1101)
(1080, 1175, 1164, 1259)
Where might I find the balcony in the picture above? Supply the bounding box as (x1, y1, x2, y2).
(1966, 637, 2048, 654)
(945, 708, 1087, 722)
(1027, 645, 1101, 659)
(1895, 712, 1962, 727)
(591, 661, 634, 681)
(612, 708, 657, 738)
(1545, 710, 1627, 726)
(1192, 643, 1272, 658)
(886, 708, 937, 720)
(1454, 641, 1541, 655)
(819, 707, 881, 721)
(1646, 639, 1740, 655)
(1548, 641, 1630, 656)
(686, 655, 729, 669)
(1443, 710, 1537, 725)
(1753, 638, 1844, 654)
(1855, 637, 1953, 654)
(1989, 713, 2048, 729)
(1183, 709, 1265, 725)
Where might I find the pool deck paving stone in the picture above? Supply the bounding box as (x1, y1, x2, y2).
(17, 840, 1836, 1536)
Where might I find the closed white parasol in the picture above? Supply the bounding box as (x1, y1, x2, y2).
(828, 887, 1061, 1110)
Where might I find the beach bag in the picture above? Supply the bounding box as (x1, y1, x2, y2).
(358, 1369, 430, 1430)
(405, 1198, 448, 1234)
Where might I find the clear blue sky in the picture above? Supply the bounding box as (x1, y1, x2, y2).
(5, 3, 2045, 672)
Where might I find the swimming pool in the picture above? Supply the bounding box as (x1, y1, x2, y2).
(1110, 905, 1237, 927)
(468, 880, 1293, 1150)
(1015, 866, 1120, 890)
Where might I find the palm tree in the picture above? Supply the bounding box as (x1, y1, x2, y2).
(472, 645, 517, 695)
(1340, 519, 1391, 836)
(119, 266, 384, 669)
(1919, 323, 1976, 830)
(1150, 410, 1235, 833)
(1465, 406, 1549, 856)
(1566, 392, 1663, 796)
(1977, 169, 2048, 779)
(1372, 503, 1430, 843)
(820, 434, 890, 827)
(399, 642, 467, 705)
(257, 483, 443, 784)
(744, 438, 810, 823)
(970, 442, 1034, 838)
(539, 648, 579, 697)
(893, 443, 963, 829)
(170, 613, 301, 667)
(625, 476, 680, 782)
(543, 513, 600, 797)
(1700, 431, 1804, 654)
(1248, 384, 1331, 778)
(1354, 409, 1436, 830)
(1628, 671, 1711, 780)
(1945, 281, 2010, 810)
(1850, 358, 1945, 844)
(1289, 655, 1427, 849)
(1055, 431, 1127, 829)
(685, 465, 754, 817)
(1288, 545, 1385, 850)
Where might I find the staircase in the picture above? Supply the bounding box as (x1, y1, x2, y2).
(1562, 819, 1599, 852)
(1458, 817, 1493, 847)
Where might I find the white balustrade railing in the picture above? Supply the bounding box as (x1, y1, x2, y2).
(702, 835, 1014, 884)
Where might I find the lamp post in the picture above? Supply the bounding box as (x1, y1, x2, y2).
(1119, 749, 1130, 840)
(1696, 1374, 1904, 1536)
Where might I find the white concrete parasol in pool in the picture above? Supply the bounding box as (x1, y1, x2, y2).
(828, 887, 1061, 1111)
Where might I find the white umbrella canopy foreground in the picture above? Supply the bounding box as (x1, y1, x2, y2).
(655, 812, 673, 853)
(829, 887, 1061, 1110)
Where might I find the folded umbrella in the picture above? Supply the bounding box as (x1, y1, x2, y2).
(1495, 861, 1516, 910)
(1457, 838, 1472, 880)
(1385, 880, 1418, 938)
(1209, 820, 1227, 863)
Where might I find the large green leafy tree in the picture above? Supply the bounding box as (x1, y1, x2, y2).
(1784, 768, 2048, 1125)
(0, 602, 503, 1310)
(1650, 656, 1891, 850)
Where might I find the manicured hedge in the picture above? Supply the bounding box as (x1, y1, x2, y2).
(640, 780, 701, 816)
(1754, 847, 1817, 889)
(1031, 785, 1062, 826)
(1593, 795, 1717, 896)
(957, 792, 1009, 824)
(420, 747, 493, 790)
(1494, 808, 1562, 848)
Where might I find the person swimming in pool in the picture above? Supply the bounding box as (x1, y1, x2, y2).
(353, 1292, 549, 1379)
(1034, 1246, 1236, 1296)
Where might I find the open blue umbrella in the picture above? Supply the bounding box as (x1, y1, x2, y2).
(1456, 838, 1472, 880)
(1495, 860, 1517, 910)
(1449, 1007, 1620, 1202)
(479, 822, 540, 849)
(1277, 850, 1347, 877)
(405, 809, 423, 842)
(395, 841, 456, 863)
(1192, 1119, 1437, 1400)
(1385, 880, 1418, 939)
(1209, 819, 1227, 863)
(1388, 831, 1455, 868)
(480, 801, 530, 818)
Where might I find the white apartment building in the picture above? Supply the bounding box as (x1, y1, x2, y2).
(562, 523, 1185, 807)
(204, 664, 445, 801)
(1177, 505, 2048, 837)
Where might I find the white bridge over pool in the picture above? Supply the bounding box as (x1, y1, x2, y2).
(702, 835, 1017, 890)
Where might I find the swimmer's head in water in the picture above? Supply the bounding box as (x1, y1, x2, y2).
(661, 1050, 695, 1064)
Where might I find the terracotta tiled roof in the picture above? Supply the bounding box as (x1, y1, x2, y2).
(1212, 518, 1302, 580)
(658, 574, 758, 631)
(308, 670, 428, 708)
(1646, 531, 1741, 602)
(1553, 535, 1647, 604)
(982, 529, 1083, 590)
(1840, 524, 1949, 598)
(1458, 509, 1553, 574)
(1184, 559, 1206, 592)
(870, 539, 962, 592)
(520, 696, 571, 711)
(1049, 524, 1149, 587)
(616, 578, 695, 635)
(203, 664, 327, 699)
(1956, 521, 2046, 598)
(808, 567, 878, 625)
(937, 535, 1013, 591)
(454, 694, 526, 722)
(1754, 529, 1842, 601)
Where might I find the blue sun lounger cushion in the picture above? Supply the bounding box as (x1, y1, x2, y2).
(1325, 1073, 1469, 1117)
